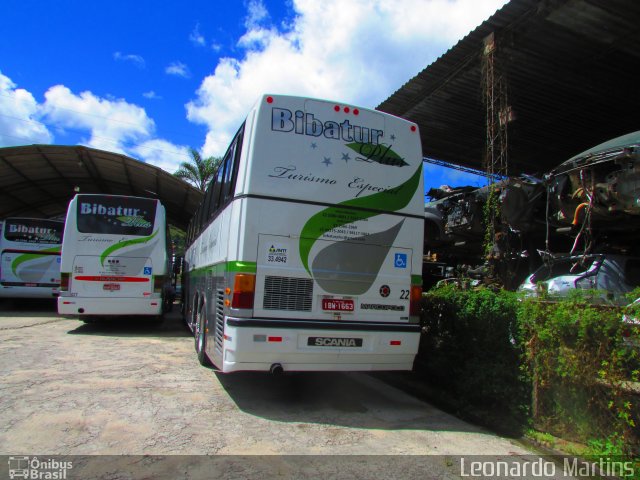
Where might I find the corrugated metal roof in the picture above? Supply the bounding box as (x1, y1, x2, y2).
(377, 0, 640, 175)
(0, 145, 203, 230)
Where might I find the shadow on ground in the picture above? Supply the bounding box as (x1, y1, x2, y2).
(66, 306, 191, 339)
(0, 298, 57, 317)
(215, 370, 487, 433)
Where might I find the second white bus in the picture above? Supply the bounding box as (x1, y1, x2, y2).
(57, 194, 173, 318)
(183, 94, 424, 373)
(0, 217, 64, 299)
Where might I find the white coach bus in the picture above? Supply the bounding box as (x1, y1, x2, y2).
(0, 217, 64, 299)
(184, 94, 424, 373)
(58, 194, 173, 318)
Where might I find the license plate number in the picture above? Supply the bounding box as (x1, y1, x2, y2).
(322, 298, 354, 311)
(103, 283, 120, 291)
(307, 337, 363, 347)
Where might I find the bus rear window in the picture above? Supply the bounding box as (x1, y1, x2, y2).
(3, 219, 63, 244)
(76, 196, 157, 236)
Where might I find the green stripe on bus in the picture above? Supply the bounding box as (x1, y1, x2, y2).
(227, 261, 257, 273)
(299, 164, 423, 276)
(188, 261, 258, 278)
(100, 229, 158, 266)
(11, 246, 61, 276)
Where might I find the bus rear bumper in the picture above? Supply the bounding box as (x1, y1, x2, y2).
(57, 296, 163, 316)
(0, 286, 59, 299)
(217, 319, 420, 373)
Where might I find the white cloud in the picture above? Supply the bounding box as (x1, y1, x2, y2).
(0, 71, 53, 146)
(165, 61, 191, 78)
(143, 90, 162, 100)
(244, 0, 270, 29)
(113, 51, 146, 69)
(1, 72, 190, 174)
(187, 0, 508, 157)
(190, 23, 206, 47)
(40, 85, 155, 154)
(130, 139, 191, 174)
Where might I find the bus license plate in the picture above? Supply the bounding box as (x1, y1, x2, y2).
(322, 298, 354, 312)
(307, 337, 363, 347)
(103, 283, 120, 291)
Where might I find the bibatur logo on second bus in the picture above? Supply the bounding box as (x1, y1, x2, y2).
(80, 202, 142, 217)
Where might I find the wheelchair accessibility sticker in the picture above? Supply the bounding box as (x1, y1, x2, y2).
(144, 267, 152, 275)
(394, 253, 407, 269)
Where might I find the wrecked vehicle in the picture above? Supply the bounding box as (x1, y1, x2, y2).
(424, 175, 546, 249)
(422, 132, 640, 290)
(518, 253, 640, 305)
(547, 131, 640, 242)
(424, 185, 481, 251)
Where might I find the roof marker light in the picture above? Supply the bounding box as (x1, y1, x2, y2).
(334, 105, 340, 112)
(266, 96, 274, 104)
(344, 107, 350, 113)
(410, 125, 417, 132)
(353, 109, 359, 115)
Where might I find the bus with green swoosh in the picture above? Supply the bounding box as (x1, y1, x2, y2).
(184, 94, 424, 373)
(0, 218, 64, 299)
(57, 194, 173, 319)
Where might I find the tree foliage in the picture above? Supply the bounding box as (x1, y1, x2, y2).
(173, 148, 221, 191)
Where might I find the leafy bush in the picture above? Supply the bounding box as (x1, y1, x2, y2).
(519, 291, 639, 455)
(418, 286, 640, 455)
(418, 285, 529, 434)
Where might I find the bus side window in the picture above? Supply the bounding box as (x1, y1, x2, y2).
(221, 134, 241, 204)
(193, 204, 202, 239)
(210, 153, 227, 215)
(201, 179, 214, 227)
(206, 176, 218, 223)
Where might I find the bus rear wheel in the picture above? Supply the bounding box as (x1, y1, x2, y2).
(194, 305, 212, 367)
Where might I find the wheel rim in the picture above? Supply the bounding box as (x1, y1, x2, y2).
(197, 309, 205, 352)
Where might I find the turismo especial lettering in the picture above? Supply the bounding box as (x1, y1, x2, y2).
(272, 107, 383, 144)
(348, 177, 402, 198)
(269, 166, 337, 184)
(80, 202, 141, 217)
(307, 337, 363, 347)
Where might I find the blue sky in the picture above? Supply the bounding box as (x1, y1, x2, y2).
(0, 0, 507, 194)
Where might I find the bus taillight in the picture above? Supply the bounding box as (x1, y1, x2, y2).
(60, 273, 70, 292)
(409, 285, 422, 316)
(153, 275, 165, 293)
(231, 274, 255, 309)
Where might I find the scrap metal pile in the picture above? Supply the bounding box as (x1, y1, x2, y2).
(423, 131, 640, 290)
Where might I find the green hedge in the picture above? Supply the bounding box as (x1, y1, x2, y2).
(418, 286, 640, 455)
(418, 285, 529, 434)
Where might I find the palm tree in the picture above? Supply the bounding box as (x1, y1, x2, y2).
(173, 148, 221, 191)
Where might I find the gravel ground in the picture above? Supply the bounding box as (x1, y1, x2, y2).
(0, 300, 571, 479)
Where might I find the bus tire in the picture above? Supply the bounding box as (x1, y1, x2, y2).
(195, 304, 212, 367)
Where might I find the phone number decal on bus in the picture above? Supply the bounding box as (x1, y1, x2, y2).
(266, 244, 288, 264)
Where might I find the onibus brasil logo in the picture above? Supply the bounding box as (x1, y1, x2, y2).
(7, 456, 73, 479)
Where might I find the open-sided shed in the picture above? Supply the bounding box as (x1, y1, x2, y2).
(378, 0, 640, 175)
(0, 144, 202, 230)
